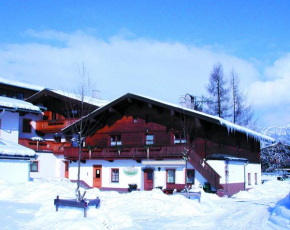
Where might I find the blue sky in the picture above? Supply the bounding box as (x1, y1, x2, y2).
(0, 1, 290, 128)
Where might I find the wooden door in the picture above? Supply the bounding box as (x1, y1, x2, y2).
(93, 165, 102, 188)
(64, 161, 69, 179)
(144, 170, 154, 190)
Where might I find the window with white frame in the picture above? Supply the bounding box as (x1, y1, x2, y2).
(145, 134, 154, 145)
(173, 133, 187, 144)
(110, 135, 122, 146)
(166, 169, 175, 184)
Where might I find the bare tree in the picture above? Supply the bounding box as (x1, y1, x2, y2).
(229, 69, 254, 126)
(62, 64, 104, 201)
(206, 63, 230, 119)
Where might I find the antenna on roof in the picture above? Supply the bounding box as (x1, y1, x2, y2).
(179, 93, 209, 112)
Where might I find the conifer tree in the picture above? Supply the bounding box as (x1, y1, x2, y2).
(206, 63, 230, 119)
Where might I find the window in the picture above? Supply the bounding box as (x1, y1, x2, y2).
(167, 169, 175, 184)
(110, 135, 122, 146)
(111, 168, 119, 182)
(145, 134, 154, 145)
(30, 161, 38, 172)
(71, 134, 79, 147)
(187, 169, 195, 184)
(173, 133, 187, 145)
(22, 119, 32, 133)
(248, 173, 251, 185)
(147, 171, 153, 180)
(16, 91, 24, 100)
(255, 173, 258, 185)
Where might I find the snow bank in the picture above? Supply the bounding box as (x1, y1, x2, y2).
(232, 180, 290, 200)
(0, 179, 210, 230)
(269, 192, 290, 229)
(1, 179, 289, 229)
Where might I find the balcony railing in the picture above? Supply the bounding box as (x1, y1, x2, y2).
(19, 138, 71, 154)
(35, 118, 78, 133)
(64, 145, 185, 160)
(188, 150, 221, 190)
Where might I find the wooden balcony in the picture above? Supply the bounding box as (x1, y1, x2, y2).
(19, 138, 71, 154)
(35, 118, 78, 133)
(64, 145, 185, 160)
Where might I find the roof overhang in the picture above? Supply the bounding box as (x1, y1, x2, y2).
(62, 93, 274, 143)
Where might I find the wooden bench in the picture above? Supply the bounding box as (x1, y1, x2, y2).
(54, 195, 100, 217)
(175, 191, 201, 203)
(163, 184, 187, 194)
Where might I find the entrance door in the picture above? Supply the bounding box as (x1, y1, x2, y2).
(64, 161, 69, 179)
(144, 169, 154, 190)
(93, 165, 102, 188)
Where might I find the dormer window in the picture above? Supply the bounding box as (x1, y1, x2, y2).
(173, 133, 187, 145)
(145, 134, 154, 145)
(111, 135, 122, 146)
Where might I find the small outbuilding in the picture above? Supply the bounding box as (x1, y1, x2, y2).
(0, 138, 36, 183)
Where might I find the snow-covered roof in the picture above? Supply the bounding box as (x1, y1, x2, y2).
(46, 89, 109, 107)
(113, 93, 276, 143)
(0, 138, 36, 159)
(145, 94, 275, 143)
(63, 93, 275, 144)
(206, 154, 248, 162)
(0, 77, 44, 91)
(0, 96, 41, 113)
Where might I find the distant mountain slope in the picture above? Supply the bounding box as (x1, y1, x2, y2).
(260, 123, 290, 144)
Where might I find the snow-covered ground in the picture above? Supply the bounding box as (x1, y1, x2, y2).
(0, 176, 289, 230)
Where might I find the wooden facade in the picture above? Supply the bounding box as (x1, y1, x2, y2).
(62, 93, 266, 190)
(0, 82, 40, 100)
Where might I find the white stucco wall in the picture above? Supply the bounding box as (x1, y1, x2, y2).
(69, 160, 143, 188)
(69, 160, 208, 190)
(245, 163, 261, 189)
(207, 160, 246, 184)
(0, 159, 30, 183)
(30, 152, 65, 179)
(0, 111, 19, 143)
(206, 160, 261, 190)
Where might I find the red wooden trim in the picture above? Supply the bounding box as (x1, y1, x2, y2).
(111, 168, 119, 182)
(186, 169, 195, 185)
(93, 165, 102, 188)
(166, 169, 176, 184)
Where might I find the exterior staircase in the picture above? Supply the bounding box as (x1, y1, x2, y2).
(188, 150, 221, 190)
